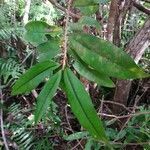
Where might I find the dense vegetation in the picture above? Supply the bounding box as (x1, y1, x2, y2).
(0, 0, 150, 149)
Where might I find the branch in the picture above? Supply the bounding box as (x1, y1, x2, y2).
(133, 1, 150, 15)
(99, 111, 150, 119)
(48, 0, 80, 19)
(0, 84, 9, 150)
(62, 0, 72, 69)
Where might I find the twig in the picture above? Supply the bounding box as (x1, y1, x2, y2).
(110, 141, 150, 146)
(62, 0, 72, 69)
(0, 83, 10, 150)
(120, 88, 148, 129)
(99, 111, 150, 119)
(103, 100, 132, 113)
(65, 105, 84, 149)
(71, 139, 84, 150)
(48, 0, 80, 19)
(113, 88, 148, 142)
(133, 1, 150, 15)
(98, 96, 104, 114)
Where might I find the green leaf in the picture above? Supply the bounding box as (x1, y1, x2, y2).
(34, 70, 62, 123)
(78, 5, 99, 15)
(72, 53, 115, 87)
(63, 68, 107, 142)
(12, 61, 59, 95)
(79, 16, 101, 30)
(70, 33, 149, 79)
(74, 0, 99, 7)
(115, 130, 126, 141)
(24, 21, 61, 46)
(73, 0, 99, 15)
(37, 39, 60, 62)
(24, 21, 51, 46)
(64, 131, 89, 141)
(69, 16, 101, 32)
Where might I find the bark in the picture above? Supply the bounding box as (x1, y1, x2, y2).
(113, 0, 132, 46)
(107, 0, 132, 45)
(107, 0, 119, 42)
(133, 1, 150, 15)
(23, 0, 31, 25)
(113, 18, 150, 113)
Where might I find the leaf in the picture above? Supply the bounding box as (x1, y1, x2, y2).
(24, 21, 61, 46)
(72, 52, 115, 87)
(85, 139, 94, 150)
(73, 0, 99, 15)
(73, 0, 99, 7)
(115, 130, 126, 141)
(63, 68, 107, 142)
(34, 70, 62, 123)
(24, 21, 51, 46)
(79, 16, 101, 30)
(64, 131, 89, 141)
(37, 39, 60, 62)
(12, 61, 59, 95)
(78, 5, 99, 15)
(69, 16, 101, 32)
(70, 33, 149, 79)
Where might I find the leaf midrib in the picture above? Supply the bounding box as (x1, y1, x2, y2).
(14, 65, 57, 91)
(66, 70, 103, 138)
(35, 75, 59, 122)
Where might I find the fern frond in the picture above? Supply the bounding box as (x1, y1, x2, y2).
(0, 58, 24, 84)
(8, 103, 34, 150)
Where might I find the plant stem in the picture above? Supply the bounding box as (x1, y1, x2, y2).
(62, 0, 72, 70)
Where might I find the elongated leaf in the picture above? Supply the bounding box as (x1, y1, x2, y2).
(70, 48, 115, 87)
(73, 60, 115, 87)
(70, 33, 149, 79)
(12, 61, 59, 95)
(37, 39, 60, 62)
(64, 131, 89, 141)
(63, 68, 107, 142)
(34, 71, 62, 123)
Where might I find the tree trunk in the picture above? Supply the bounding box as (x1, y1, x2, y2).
(23, 0, 31, 25)
(107, 0, 119, 42)
(113, 18, 150, 113)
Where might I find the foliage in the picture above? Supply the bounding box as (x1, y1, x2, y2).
(64, 106, 150, 149)
(12, 16, 149, 145)
(3, 101, 62, 150)
(0, 58, 24, 85)
(5, 103, 34, 150)
(0, 0, 149, 149)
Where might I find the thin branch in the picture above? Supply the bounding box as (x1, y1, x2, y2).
(113, 88, 149, 142)
(133, 1, 150, 15)
(103, 100, 132, 113)
(99, 111, 150, 119)
(0, 84, 9, 150)
(62, 0, 72, 69)
(65, 105, 84, 149)
(48, 0, 80, 19)
(110, 141, 150, 146)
